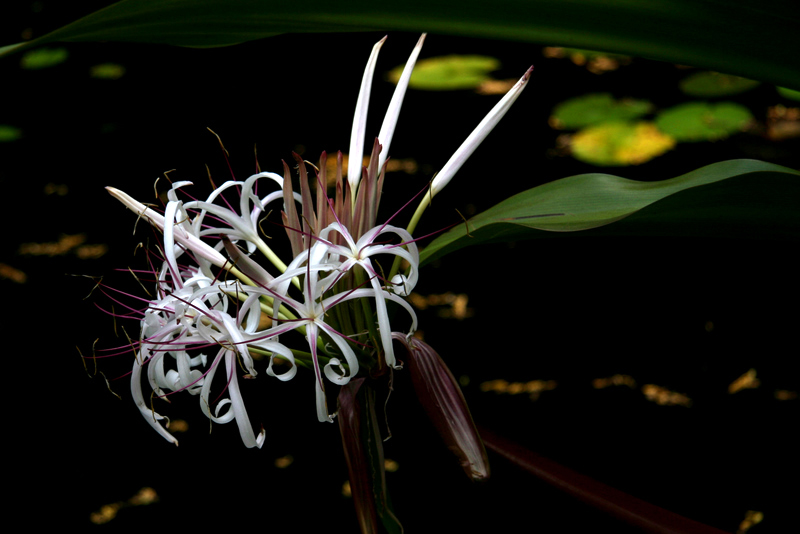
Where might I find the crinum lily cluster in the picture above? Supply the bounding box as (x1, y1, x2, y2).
(105, 34, 531, 450)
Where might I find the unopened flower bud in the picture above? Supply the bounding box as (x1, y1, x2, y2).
(393, 333, 489, 480)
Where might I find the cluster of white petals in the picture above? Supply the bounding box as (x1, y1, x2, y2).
(107, 34, 530, 448)
(117, 176, 420, 447)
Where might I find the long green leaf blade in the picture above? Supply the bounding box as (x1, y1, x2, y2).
(2, 0, 799, 90)
(419, 159, 800, 265)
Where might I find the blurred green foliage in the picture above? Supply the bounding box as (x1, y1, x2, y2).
(389, 55, 500, 91)
(655, 102, 753, 142)
(19, 47, 68, 69)
(679, 72, 760, 97)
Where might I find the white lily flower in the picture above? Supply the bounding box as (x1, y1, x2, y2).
(247, 242, 360, 423)
(102, 34, 528, 454)
(243, 240, 417, 422)
(133, 270, 294, 448)
(183, 171, 302, 273)
(317, 221, 420, 369)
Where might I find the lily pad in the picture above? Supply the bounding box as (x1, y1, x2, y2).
(777, 87, 800, 101)
(679, 72, 760, 97)
(0, 125, 22, 142)
(571, 121, 675, 166)
(655, 102, 753, 142)
(20, 47, 68, 69)
(388, 55, 499, 91)
(90, 63, 126, 79)
(550, 93, 653, 130)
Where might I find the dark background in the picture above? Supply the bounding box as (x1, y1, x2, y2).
(2, 3, 798, 532)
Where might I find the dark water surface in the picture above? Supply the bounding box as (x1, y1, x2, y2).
(2, 12, 798, 533)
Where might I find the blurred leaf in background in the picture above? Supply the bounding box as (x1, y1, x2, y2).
(19, 46, 68, 69)
(542, 46, 631, 74)
(4, 0, 798, 91)
(389, 54, 500, 91)
(778, 87, 800, 101)
(679, 72, 760, 97)
(655, 102, 753, 142)
(570, 121, 675, 166)
(0, 125, 23, 142)
(90, 62, 126, 79)
(550, 93, 653, 130)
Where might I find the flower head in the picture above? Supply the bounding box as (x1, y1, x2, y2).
(128, 260, 295, 448)
(102, 34, 530, 449)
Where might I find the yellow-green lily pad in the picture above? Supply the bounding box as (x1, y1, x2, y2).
(389, 55, 499, 91)
(655, 102, 753, 142)
(20, 47, 68, 69)
(571, 121, 675, 166)
(679, 72, 760, 97)
(90, 63, 126, 79)
(550, 93, 653, 130)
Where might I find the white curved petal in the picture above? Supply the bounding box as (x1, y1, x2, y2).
(318, 323, 360, 383)
(366, 266, 399, 369)
(323, 357, 351, 387)
(131, 354, 179, 446)
(315, 379, 333, 424)
(167, 181, 194, 202)
(390, 274, 412, 296)
(224, 351, 265, 448)
(199, 349, 236, 425)
(348, 36, 387, 192)
(265, 342, 298, 382)
(306, 323, 334, 423)
(378, 33, 426, 170)
(162, 201, 183, 286)
(220, 314, 256, 376)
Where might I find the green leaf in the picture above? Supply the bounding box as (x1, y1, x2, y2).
(0, 43, 26, 57)
(19, 47, 69, 69)
(679, 72, 760, 97)
(777, 87, 800, 102)
(0, 125, 23, 142)
(655, 102, 753, 142)
(419, 160, 800, 265)
(550, 94, 653, 130)
(570, 121, 675, 166)
(2, 0, 799, 91)
(90, 63, 126, 79)
(388, 55, 499, 91)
